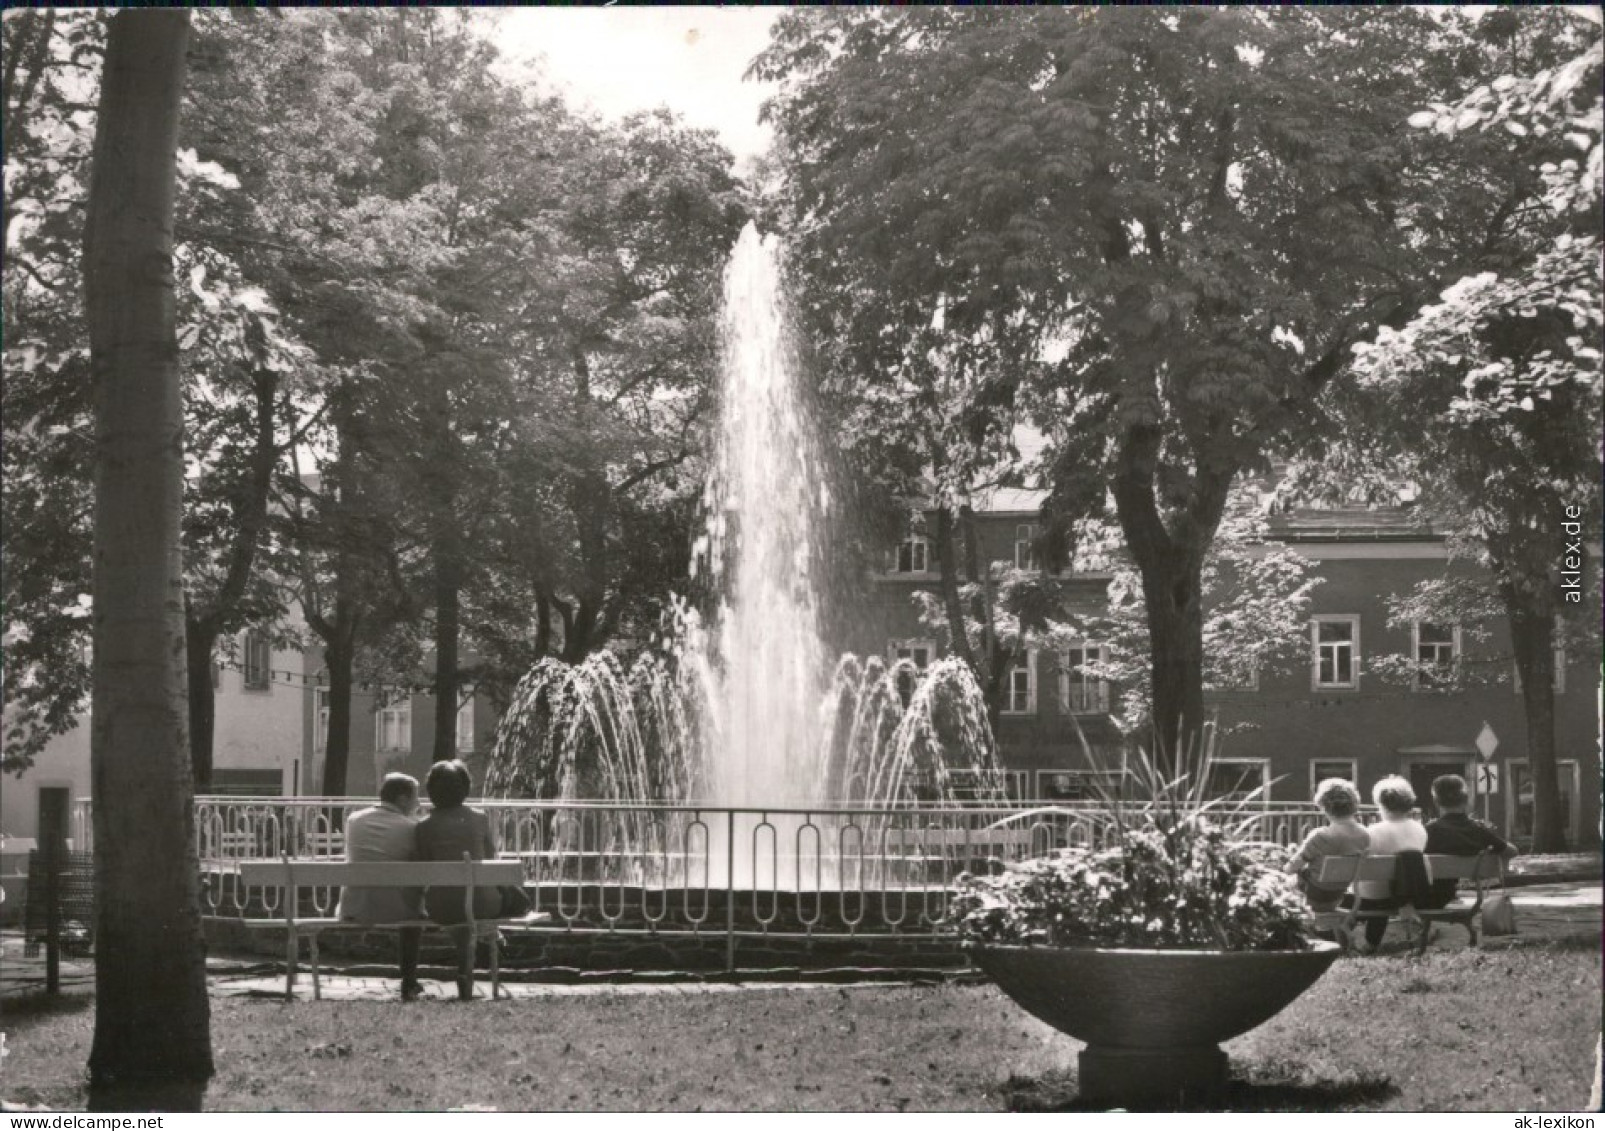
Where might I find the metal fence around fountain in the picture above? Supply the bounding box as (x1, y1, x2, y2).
(69, 795, 1354, 946)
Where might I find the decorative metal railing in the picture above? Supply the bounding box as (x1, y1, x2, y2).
(65, 795, 1352, 956)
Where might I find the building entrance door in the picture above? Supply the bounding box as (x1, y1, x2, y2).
(1404, 759, 1469, 821)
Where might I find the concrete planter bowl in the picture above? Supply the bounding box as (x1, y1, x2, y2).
(971, 941, 1342, 1107)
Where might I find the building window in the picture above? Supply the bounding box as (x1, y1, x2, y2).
(242, 631, 270, 691)
(1413, 622, 1460, 689)
(455, 694, 476, 754)
(1002, 652, 1035, 715)
(890, 639, 935, 668)
(1057, 645, 1108, 713)
(1206, 758, 1270, 801)
(889, 639, 935, 705)
(1013, 523, 1038, 571)
(894, 534, 930, 574)
(1310, 759, 1358, 796)
(1311, 616, 1360, 690)
(376, 699, 411, 752)
(314, 688, 330, 754)
(1037, 769, 1122, 802)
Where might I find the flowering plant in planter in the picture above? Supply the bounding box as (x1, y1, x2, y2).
(947, 742, 1310, 951)
(949, 742, 1335, 1106)
(947, 819, 1309, 951)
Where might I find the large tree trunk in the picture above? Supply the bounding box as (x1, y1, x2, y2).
(432, 524, 461, 761)
(932, 507, 976, 671)
(184, 367, 279, 785)
(1506, 595, 1568, 852)
(1109, 423, 1228, 769)
(1135, 552, 1207, 761)
(563, 349, 610, 662)
(319, 608, 357, 797)
(83, 9, 211, 1107)
(183, 619, 216, 792)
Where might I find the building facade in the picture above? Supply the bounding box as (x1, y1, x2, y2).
(1, 625, 492, 846)
(855, 495, 1601, 848)
(0, 625, 312, 847)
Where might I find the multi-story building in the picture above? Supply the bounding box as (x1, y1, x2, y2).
(853, 490, 1601, 848)
(302, 648, 490, 799)
(1, 624, 491, 848)
(1, 625, 313, 853)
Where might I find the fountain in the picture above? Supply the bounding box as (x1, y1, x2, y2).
(484, 226, 1006, 883)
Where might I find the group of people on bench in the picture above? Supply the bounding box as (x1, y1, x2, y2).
(1286, 773, 1517, 954)
(337, 761, 531, 1000)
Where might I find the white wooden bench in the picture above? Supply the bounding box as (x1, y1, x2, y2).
(238, 854, 542, 1000)
(1313, 851, 1502, 954)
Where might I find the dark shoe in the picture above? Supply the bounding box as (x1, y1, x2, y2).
(401, 980, 424, 1002)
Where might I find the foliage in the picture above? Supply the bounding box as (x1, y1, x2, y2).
(913, 486, 1322, 733)
(947, 829, 1307, 952)
(1047, 491, 1321, 732)
(947, 748, 1307, 951)
(1307, 12, 1602, 849)
(756, 7, 1502, 749)
(2, 9, 746, 773)
(2, 11, 106, 772)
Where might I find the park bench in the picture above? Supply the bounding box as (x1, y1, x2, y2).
(239, 853, 541, 1001)
(1313, 850, 1502, 955)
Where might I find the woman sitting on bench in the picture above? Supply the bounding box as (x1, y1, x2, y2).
(416, 759, 529, 1000)
(1350, 775, 1429, 954)
(1286, 777, 1370, 917)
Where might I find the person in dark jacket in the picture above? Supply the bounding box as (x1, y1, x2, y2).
(415, 759, 512, 1000)
(1422, 774, 1517, 909)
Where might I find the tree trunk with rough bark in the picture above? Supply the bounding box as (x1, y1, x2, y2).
(83, 8, 211, 1108)
(319, 612, 357, 797)
(1507, 595, 1568, 851)
(432, 523, 462, 762)
(183, 621, 216, 792)
(1108, 423, 1229, 770)
(184, 368, 279, 787)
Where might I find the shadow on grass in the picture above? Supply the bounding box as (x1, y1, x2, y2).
(1003, 1059, 1399, 1113)
(0, 991, 93, 1025)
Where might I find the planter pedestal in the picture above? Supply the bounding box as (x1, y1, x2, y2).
(1079, 1045, 1227, 1108)
(972, 942, 1340, 1108)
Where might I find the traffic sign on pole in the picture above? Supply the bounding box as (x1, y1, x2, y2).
(1475, 722, 1499, 762)
(1476, 763, 1500, 795)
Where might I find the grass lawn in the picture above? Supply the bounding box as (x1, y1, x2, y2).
(2, 940, 1598, 1112)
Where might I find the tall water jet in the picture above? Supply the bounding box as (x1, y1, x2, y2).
(689, 222, 829, 807)
(487, 225, 1009, 817)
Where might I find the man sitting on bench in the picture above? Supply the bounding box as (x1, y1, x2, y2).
(1422, 774, 1517, 910)
(337, 773, 425, 1001)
